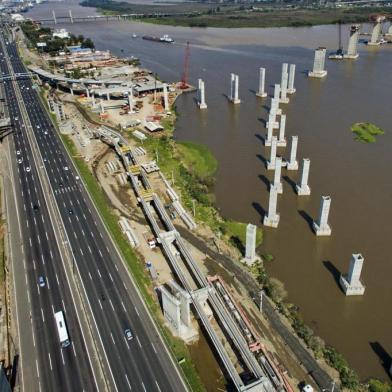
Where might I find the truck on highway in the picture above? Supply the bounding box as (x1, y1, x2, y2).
(54, 311, 70, 348)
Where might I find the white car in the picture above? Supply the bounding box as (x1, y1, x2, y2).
(16, 150, 20, 155)
(44, 131, 48, 135)
(64, 166, 69, 171)
(17, 158, 22, 164)
(25, 167, 31, 172)
(36, 125, 40, 129)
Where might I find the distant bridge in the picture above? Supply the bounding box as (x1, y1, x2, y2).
(33, 9, 201, 24)
(0, 72, 33, 82)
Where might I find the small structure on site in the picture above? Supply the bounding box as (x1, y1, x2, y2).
(272, 157, 283, 194)
(280, 63, 289, 104)
(287, 64, 296, 94)
(264, 186, 280, 228)
(267, 136, 278, 170)
(277, 114, 287, 147)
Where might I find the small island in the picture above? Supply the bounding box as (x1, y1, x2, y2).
(351, 122, 384, 143)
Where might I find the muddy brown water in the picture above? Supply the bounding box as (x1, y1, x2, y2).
(27, 2, 392, 381)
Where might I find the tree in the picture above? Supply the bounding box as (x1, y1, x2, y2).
(82, 38, 95, 49)
(266, 277, 287, 304)
(368, 379, 392, 392)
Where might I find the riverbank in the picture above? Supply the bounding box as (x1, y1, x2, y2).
(79, 0, 391, 29)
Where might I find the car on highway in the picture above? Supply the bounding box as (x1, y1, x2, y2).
(38, 276, 45, 288)
(16, 150, 20, 155)
(68, 209, 73, 215)
(124, 328, 133, 341)
(17, 158, 22, 164)
(44, 131, 48, 135)
(25, 167, 31, 172)
(33, 204, 39, 212)
(64, 166, 69, 171)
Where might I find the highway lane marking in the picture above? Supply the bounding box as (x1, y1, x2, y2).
(41, 254, 45, 265)
(62, 300, 66, 312)
(51, 305, 55, 315)
(50, 250, 53, 258)
(81, 229, 85, 236)
(80, 248, 84, 256)
(98, 299, 103, 310)
(88, 272, 92, 280)
(151, 342, 157, 354)
(124, 339, 130, 350)
(33, 217, 36, 225)
(88, 245, 92, 254)
(121, 301, 126, 312)
(26, 220, 28, 228)
(72, 344, 77, 358)
(110, 333, 115, 345)
(98, 250, 103, 258)
(141, 381, 146, 392)
(48, 353, 53, 371)
(125, 374, 131, 390)
(24, 272, 27, 285)
(155, 381, 162, 392)
(56, 273, 59, 285)
(97, 269, 102, 278)
(29, 237, 32, 247)
(27, 290, 30, 304)
(109, 299, 115, 312)
(76, 215, 79, 222)
(73, 231, 77, 239)
(136, 336, 142, 348)
(37, 234, 40, 244)
(45, 231, 48, 241)
(115, 264, 118, 272)
(41, 307, 45, 323)
(35, 359, 40, 379)
(32, 328, 36, 347)
(135, 307, 140, 317)
(109, 272, 113, 282)
(32, 259, 36, 270)
(23, 203, 26, 211)
(60, 349, 65, 365)
(46, 278, 50, 290)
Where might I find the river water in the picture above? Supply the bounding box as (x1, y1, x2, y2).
(27, 2, 392, 382)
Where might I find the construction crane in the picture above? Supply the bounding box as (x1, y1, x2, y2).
(180, 41, 190, 89)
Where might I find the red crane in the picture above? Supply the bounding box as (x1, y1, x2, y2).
(180, 41, 190, 89)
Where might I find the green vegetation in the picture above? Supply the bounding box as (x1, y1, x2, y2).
(79, 0, 391, 29)
(21, 21, 94, 54)
(141, 134, 261, 251)
(351, 122, 384, 143)
(368, 379, 392, 392)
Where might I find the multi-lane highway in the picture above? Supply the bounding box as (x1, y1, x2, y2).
(1, 25, 187, 392)
(0, 31, 98, 391)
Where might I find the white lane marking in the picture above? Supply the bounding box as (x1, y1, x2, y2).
(56, 273, 59, 285)
(41, 254, 45, 265)
(155, 381, 161, 392)
(115, 264, 119, 272)
(32, 328, 36, 347)
(151, 342, 157, 354)
(50, 250, 53, 258)
(62, 300, 66, 312)
(48, 353, 53, 371)
(110, 333, 115, 345)
(27, 291, 30, 304)
(88, 272, 92, 280)
(45, 232, 48, 241)
(46, 278, 50, 290)
(73, 231, 77, 239)
(109, 299, 115, 311)
(97, 269, 102, 278)
(135, 307, 140, 317)
(32, 259, 36, 270)
(72, 344, 77, 358)
(109, 272, 113, 282)
(80, 248, 84, 256)
(136, 336, 142, 348)
(141, 381, 146, 392)
(121, 301, 126, 312)
(88, 245, 92, 254)
(124, 339, 130, 350)
(51, 305, 54, 315)
(98, 300, 103, 310)
(24, 273, 27, 285)
(81, 229, 85, 236)
(60, 349, 65, 365)
(36, 359, 40, 379)
(125, 374, 131, 390)
(98, 249, 103, 258)
(41, 308, 45, 323)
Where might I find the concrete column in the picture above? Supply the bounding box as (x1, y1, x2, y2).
(270, 97, 282, 115)
(280, 63, 289, 104)
(267, 136, 277, 170)
(263, 185, 280, 228)
(313, 196, 332, 236)
(339, 254, 365, 295)
(287, 64, 296, 94)
(52, 10, 57, 25)
(242, 224, 260, 265)
(198, 79, 207, 109)
(85, 88, 90, 98)
(308, 47, 327, 78)
(163, 83, 169, 111)
(368, 18, 383, 45)
(295, 158, 311, 196)
(265, 121, 274, 146)
(345, 25, 360, 59)
(69, 87, 74, 96)
(277, 114, 287, 147)
(256, 67, 267, 98)
(266, 110, 278, 130)
(287, 135, 298, 170)
(233, 74, 240, 104)
(273, 84, 280, 100)
(273, 157, 283, 194)
(69, 9, 74, 24)
(128, 89, 134, 114)
(229, 73, 235, 101)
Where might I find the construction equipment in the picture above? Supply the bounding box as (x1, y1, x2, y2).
(180, 41, 190, 89)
